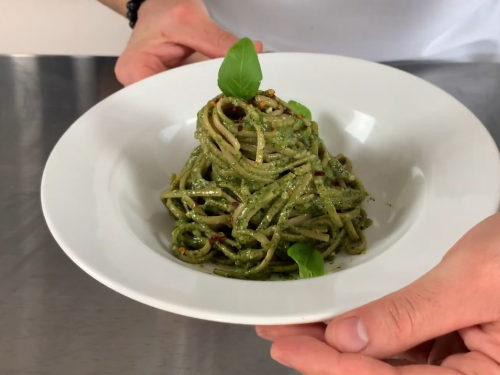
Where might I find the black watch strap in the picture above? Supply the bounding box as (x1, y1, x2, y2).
(126, 0, 146, 28)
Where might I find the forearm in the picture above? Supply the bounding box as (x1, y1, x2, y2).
(97, 0, 129, 16)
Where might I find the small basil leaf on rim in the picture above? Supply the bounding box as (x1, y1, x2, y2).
(288, 100, 312, 120)
(217, 38, 262, 100)
(287, 242, 324, 279)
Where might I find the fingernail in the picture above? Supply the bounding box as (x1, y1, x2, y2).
(331, 316, 369, 352)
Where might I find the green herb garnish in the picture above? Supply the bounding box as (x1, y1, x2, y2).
(288, 100, 312, 120)
(287, 242, 325, 279)
(218, 38, 262, 100)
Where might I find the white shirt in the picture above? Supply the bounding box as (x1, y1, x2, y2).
(203, 0, 500, 62)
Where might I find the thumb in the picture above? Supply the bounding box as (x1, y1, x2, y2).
(325, 255, 499, 358)
(115, 50, 166, 86)
(325, 214, 500, 358)
(177, 17, 263, 58)
(115, 43, 193, 86)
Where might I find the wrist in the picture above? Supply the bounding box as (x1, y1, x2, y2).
(128, 0, 190, 28)
(126, 0, 147, 28)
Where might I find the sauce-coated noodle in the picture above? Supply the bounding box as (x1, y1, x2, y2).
(161, 90, 372, 280)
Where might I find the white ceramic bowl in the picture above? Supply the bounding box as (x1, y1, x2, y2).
(41, 54, 500, 324)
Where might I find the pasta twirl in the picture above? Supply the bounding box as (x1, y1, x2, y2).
(161, 90, 372, 280)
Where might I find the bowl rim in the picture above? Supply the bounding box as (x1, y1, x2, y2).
(41, 53, 500, 324)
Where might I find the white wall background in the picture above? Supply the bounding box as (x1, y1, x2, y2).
(2, 0, 131, 56)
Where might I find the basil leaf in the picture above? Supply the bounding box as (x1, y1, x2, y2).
(217, 38, 262, 100)
(287, 243, 325, 279)
(288, 100, 312, 120)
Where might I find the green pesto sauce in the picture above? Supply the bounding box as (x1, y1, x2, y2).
(163, 91, 372, 280)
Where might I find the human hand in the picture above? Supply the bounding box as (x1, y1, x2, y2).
(256, 213, 500, 374)
(115, 0, 262, 86)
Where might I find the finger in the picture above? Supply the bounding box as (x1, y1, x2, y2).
(115, 43, 192, 86)
(442, 351, 500, 374)
(183, 52, 210, 65)
(169, 3, 262, 58)
(397, 340, 435, 364)
(384, 359, 417, 366)
(460, 321, 500, 363)
(398, 334, 467, 365)
(428, 332, 468, 365)
(271, 335, 458, 375)
(325, 214, 500, 359)
(255, 323, 326, 342)
(115, 51, 161, 86)
(178, 18, 263, 58)
(325, 271, 477, 359)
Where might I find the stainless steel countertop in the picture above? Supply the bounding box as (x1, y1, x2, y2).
(1, 56, 499, 375)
